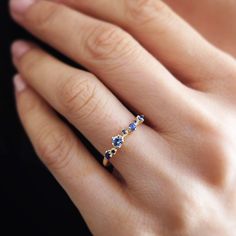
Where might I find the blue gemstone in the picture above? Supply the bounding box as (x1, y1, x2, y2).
(129, 122, 137, 131)
(112, 135, 123, 148)
(105, 151, 111, 160)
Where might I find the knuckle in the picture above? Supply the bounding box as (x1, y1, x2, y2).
(59, 74, 100, 120)
(36, 127, 73, 170)
(85, 24, 135, 61)
(189, 104, 225, 139)
(126, 0, 167, 25)
(164, 189, 222, 235)
(26, 2, 63, 31)
(201, 135, 233, 187)
(172, 194, 203, 234)
(20, 49, 42, 76)
(19, 92, 41, 117)
(190, 110, 233, 187)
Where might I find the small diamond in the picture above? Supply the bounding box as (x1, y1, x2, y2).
(129, 122, 137, 132)
(112, 135, 124, 148)
(122, 129, 128, 135)
(137, 115, 145, 122)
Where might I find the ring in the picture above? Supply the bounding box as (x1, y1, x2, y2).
(103, 115, 145, 167)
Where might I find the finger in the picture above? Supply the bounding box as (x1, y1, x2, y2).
(9, 0, 189, 130)
(12, 41, 164, 177)
(13, 74, 129, 234)
(55, 0, 236, 89)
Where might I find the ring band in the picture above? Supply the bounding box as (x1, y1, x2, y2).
(103, 115, 145, 167)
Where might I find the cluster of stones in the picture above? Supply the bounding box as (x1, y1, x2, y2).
(104, 115, 144, 161)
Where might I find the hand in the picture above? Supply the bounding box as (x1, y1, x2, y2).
(10, 0, 236, 235)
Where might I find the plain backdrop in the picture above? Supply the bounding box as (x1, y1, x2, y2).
(0, 1, 103, 235)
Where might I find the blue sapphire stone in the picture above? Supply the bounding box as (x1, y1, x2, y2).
(129, 122, 137, 132)
(112, 135, 123, 148)
(105, 151, 111, 160)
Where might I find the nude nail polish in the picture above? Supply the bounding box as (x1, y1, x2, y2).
(11, 41, 31, 59)
(10, 0, 36, 15)
(14, 75, 27, 92)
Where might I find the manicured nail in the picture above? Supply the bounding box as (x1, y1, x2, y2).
(10, 0, 36, 15)
(11, 41, 31, 60)
(14, 74, 27, 92)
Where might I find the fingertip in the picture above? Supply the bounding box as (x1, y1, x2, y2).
(10, 0, 36, 16)
(11, 40, 32, 61)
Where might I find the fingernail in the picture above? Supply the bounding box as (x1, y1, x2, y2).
(14, 74, 27, 92)
(11, 40, 31, 59)
(10, 0, 36, 15)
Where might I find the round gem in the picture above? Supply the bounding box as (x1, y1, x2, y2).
(129, 122, 137, 131)
(105, 151, 111, 160)
(112, 135, 124, 148)
(137, 115, 144, 121)
(122, 129, 128, 135)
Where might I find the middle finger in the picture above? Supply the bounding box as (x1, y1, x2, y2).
(10, 0, 189, 130)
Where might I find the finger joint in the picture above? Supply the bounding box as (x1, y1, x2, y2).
(85, 24, 136, 63)
(26, 1, 65, 32)
(125, 0, 167, 26)
(36, 127, 74, 171)
(59, 74, 101, 121)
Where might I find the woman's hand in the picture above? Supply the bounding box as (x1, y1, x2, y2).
(10, 0, 236, 235)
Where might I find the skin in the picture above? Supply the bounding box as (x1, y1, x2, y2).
(9, 0, 236, 235)
(164, 0, 236, 58)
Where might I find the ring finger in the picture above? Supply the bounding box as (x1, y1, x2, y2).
(14, 75, 132, 234)
(12, 41, 164, 177)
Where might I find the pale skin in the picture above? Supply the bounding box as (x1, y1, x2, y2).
(9, 0, 236, 235)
